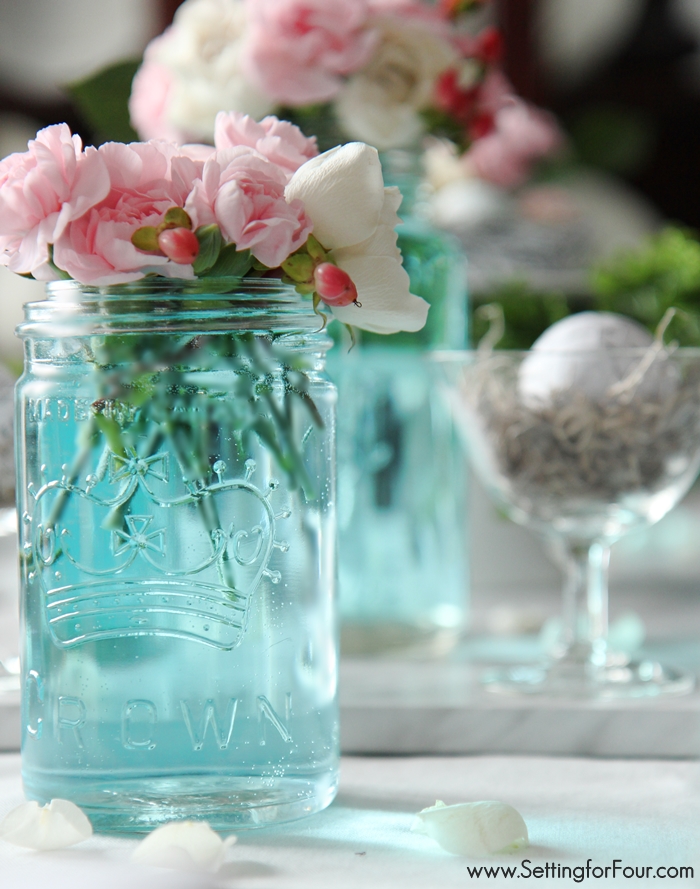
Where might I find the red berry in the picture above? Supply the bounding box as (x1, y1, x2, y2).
(435, 70, 460, 112)
(470, 111, 496, 141)
(314, 263, 358, 307)
(476, 27, 503, 65)
(435, 70, 478, 123)
(157, 227, 199, 265)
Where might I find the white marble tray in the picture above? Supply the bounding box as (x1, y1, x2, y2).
(0, 689, 18, 752)
(339, 653, 700, 757)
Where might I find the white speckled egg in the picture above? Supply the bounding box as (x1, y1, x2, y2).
(518, 311, 677, 406)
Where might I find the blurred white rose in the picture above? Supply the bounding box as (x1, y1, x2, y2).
(136, 0, 274, 143)
(334, 18, 456, 150)
(423, 137, 466, 192)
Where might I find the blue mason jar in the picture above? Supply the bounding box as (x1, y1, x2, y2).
(15, 278, 338, 832)
(330, 149, 469, 655)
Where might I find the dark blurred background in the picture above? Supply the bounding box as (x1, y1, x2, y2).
(498, 0, 700, 229)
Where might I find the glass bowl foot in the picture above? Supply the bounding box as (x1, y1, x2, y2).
(482, 655, 694, 699)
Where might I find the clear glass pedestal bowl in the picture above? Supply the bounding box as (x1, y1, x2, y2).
(438, 346, 700, 698)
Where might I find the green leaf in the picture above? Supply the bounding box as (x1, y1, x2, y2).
(570, 105, 654, 176)
(205, 245, 254, 278)
(420, 108, 469, 153)
(193, 225, 223, 275)
(65, 59, 140, 144)
(589, 226, 700, 345)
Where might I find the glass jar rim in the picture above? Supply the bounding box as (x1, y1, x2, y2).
(18, 276, 331, 342)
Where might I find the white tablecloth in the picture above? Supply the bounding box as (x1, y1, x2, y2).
(1, 754, 698, 888)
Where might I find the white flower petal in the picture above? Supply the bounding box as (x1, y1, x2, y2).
(333, 188, 403, 261)
(0, 799, 92, 850)
(380, 186, 404, 225)
(132, 820, 236, 873)
(412, 800, 529, 857)
(285, 143, 384, 249)
(332, 255, 429, 334)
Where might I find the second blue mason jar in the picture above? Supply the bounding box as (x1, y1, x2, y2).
(331, 149, 469, 655)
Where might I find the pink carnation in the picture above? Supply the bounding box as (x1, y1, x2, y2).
(243, 0, 377, 105)
(179, 144, 217, 163)
(185, 147, 312, 268)
(466, 100, 563, 190)
(53, 141, 200, 285)
(214, 111, 318, 177)
(0, 124, 110, 278)
(129, 49, 185, 144)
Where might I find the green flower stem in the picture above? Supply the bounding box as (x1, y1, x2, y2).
(165, 412, 240, 596)
(47, 416, 101, 531)
(40, 286, 323, 597)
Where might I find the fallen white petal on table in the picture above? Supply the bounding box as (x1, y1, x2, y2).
(0, 798, 92, 850)
(132, 820, 236, 872)
(412, 800, 529, 856)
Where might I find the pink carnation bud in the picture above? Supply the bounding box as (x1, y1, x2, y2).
(157, 227, 199, 265)
(314, 263, 358, 307)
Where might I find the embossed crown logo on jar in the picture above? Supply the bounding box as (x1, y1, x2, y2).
(25, 455, 290, 650)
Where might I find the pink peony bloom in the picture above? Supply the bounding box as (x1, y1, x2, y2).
(128, 49, 185, 144)
(243, 0, 377, 105)
(214, 111, 318, 177)
(0, 124, 110, 278)
(185, 147, 312, 268)
(466, 99, 563, 189)
(53, 141, 200, 285)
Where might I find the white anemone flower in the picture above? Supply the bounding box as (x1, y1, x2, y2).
(0, 799, 92, 850)
(412, 800, 529, 857)
(285, 142, 429, 334)
(132, 820, 237, 872)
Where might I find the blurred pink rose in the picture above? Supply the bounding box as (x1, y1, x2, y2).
(54, 141, 198, 285)
(0, 124, 110, 278)
(475, 70, 514, 116)
(466, 99, 563, 189)
(214, 112, 318, 177)
(129, 47, 185, 144)
(243, 0, 377, 105)
(185, 147, 312, 267)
